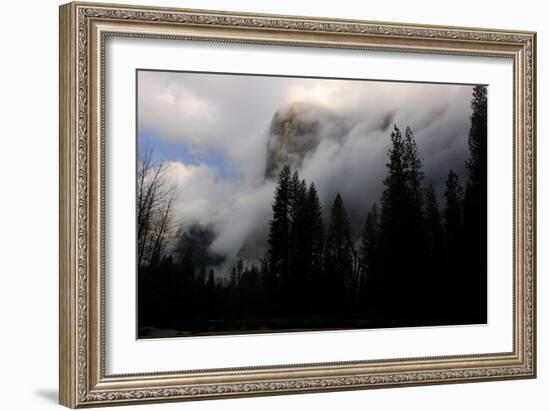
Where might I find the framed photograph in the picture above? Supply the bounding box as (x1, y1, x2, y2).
(59, 2, 537, 408)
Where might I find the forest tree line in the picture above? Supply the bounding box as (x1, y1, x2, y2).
(138, 85, 487, 335)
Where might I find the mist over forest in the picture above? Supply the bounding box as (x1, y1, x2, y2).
(136, 71, 487, 337)
(138, 72, 474, 276)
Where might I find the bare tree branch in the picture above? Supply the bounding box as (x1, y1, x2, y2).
(137, 146, 179, 271)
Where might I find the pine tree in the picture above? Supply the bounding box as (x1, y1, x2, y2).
(379, 125, 415, 249)
(289, 172, 307, 226)
(358, 204, 379, 308)
(258, 256, 270, 315)
(380, 125, 408, 221)
(443, 170, 464, 245)
(377, 125, 411, 317)
(236, 259, 244, 283)
(423, 183, 444, 316)
(466, 86, 487, 186)
(375, 125, 429, 319)
(267, 165, 292, 295)
(360, 204, 379, 281)
(206, 269, 215, 292)
(230, 266, 238, 288)
(442, 169, 465, 318)
(403, 126, 425, 206)
(424, 184, 443, 261)
(196, 265, 207, 287)
(306, 182, 325, 278)
(402, 126, 428, 296)
(288, 172, 308, 310)
(304, 182, 325, 313)
(324, 194, 354, 313)
(463, 85, 488, 322)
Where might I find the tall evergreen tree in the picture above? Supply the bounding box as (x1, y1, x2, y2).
(230, 266, 238, 288)
(424, 184, 444, 261)
(378, 126, 404, 314)
(258, 256, 270, 299)
(236, 259, 244, 283)
(380, 126, 425, 321)
(303, 182, 325, 312)
(465, 86, 487, 186)
(288, 172, 308, 310)
(443, 170, 464, 248)
(289, 171, 306, 225)
(402, 126, 429, 298)
(403, 126, 425, 206)
(306, 182, 325, 279)
(267, 165, 292, 300)
(324, 194, 354, 313)
(443, 169, 465, 319)
(359, 204, 379, 306)
(196, 265, 207, 287)
(380, 125, 408, 220)
(423, 183, 445, 317)
(463, 85, 488, 322)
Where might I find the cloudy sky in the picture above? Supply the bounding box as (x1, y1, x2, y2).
(137, 69, 478, 270)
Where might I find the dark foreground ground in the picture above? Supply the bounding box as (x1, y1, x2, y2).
(138, 314, 486, 339)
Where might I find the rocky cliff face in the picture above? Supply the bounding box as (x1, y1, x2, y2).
(265, 101, 349, 179)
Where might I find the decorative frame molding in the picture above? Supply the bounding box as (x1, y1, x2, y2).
(59, 2, 536, 408)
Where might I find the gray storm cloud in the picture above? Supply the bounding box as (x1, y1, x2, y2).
(138, 70, 476, 273)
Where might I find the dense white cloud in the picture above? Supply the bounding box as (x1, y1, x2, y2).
(163, 161, 239, 226)
(162, 160, 274, 269)
(139, 70, 476, 269)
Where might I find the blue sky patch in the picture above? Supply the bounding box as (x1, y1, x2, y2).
(138, 130, 242, 181)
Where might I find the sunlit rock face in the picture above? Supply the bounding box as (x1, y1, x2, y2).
(265, 101, 349, 179)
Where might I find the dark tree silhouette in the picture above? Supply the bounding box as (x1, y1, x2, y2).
(376, 125, 427, 321)
(305, 182, 325, 311)
(466, 86, 487, 187)
(403, 126, 425, 206)
(230, 265, 238, 288)
(443, 170, 465, 319)
(287, 171, 308, 312)
(443, 170, 464, 251)
(424, 184, 444, 260)
(206, 269, 215, 288)
(463, 85, 488, 322)
(324, 194, 354, 313)
(423, 183, 445, 317)
(306, 183, 325, 274)
(403, 126, 428, 248)
(359, 204, 379, 306)
(267, 164, 292, 310)
(402, 126, 429, 316)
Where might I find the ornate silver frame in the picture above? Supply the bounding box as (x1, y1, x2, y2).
(59, 2, 537, 408)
